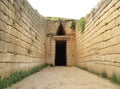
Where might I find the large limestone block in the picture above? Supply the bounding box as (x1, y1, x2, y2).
(111, 44, 120, 54)
(99, 47, 112, 55)
(0, 1, 9, 16)
(0, 31, 10, 42)
(0, 21, 8, 32)
(0, 41, 8, 52)
(0, 53, 11, 62)
(111, 54, 120, 63)
(115, 17, 120, 26)
(111, 26, 120, 37)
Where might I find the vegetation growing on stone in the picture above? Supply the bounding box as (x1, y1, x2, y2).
(78, 17, 86, 32)
(0, 64, 47, 89)
(111, 72, 120, 84)
(76, 66, 99, 75)
(71, 20, 76, 30)
(101, 70, 107, 78)
(27, 48, 32, 54)
(77, 66, 120, 85)
(104, 22, 109, 26)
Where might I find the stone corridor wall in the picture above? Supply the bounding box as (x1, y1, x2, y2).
(76, 0, 120, 78)
(0, 0, 47, 78)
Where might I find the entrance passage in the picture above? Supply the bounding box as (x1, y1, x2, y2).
(55, 41, 66, 66)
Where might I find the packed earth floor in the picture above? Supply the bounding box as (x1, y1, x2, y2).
(6, 67, 120, 89)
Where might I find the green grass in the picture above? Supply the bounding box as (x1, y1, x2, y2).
(76, 66, 99, 75)
(76, 66, 88, 71)
(0, 64, 47, 89)
(101, 70, 107, 78)
(76, 66, 120, 85)
(111, 73, 120, 84)
(88, 69, 99, 75)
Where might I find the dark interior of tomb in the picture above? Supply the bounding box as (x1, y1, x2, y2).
(55, 41, 66, 66)
(55, 22, 66, 66)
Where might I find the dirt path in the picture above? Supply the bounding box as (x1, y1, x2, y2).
(6, 67, 120, 89)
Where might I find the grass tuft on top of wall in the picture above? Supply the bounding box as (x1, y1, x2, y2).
(0, 64, 47, 89)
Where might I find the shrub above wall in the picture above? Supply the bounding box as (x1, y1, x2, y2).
(78, 17, 86, 32)
(71, 20, 76, 30)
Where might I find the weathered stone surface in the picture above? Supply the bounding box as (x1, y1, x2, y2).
(76, 0, 120, 78)
(0, 0, 47, 78)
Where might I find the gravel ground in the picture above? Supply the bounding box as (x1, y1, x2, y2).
(6, 66, 120, 89)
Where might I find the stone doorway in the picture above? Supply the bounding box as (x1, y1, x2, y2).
(46, 20, 75, 66)
(55, 41, 67, 66)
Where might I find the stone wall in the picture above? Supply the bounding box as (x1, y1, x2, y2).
(76, 0, 120, 78)
(0, 0, 47, 78)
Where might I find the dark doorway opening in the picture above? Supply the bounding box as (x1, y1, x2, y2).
(55, 41, 67, 66)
